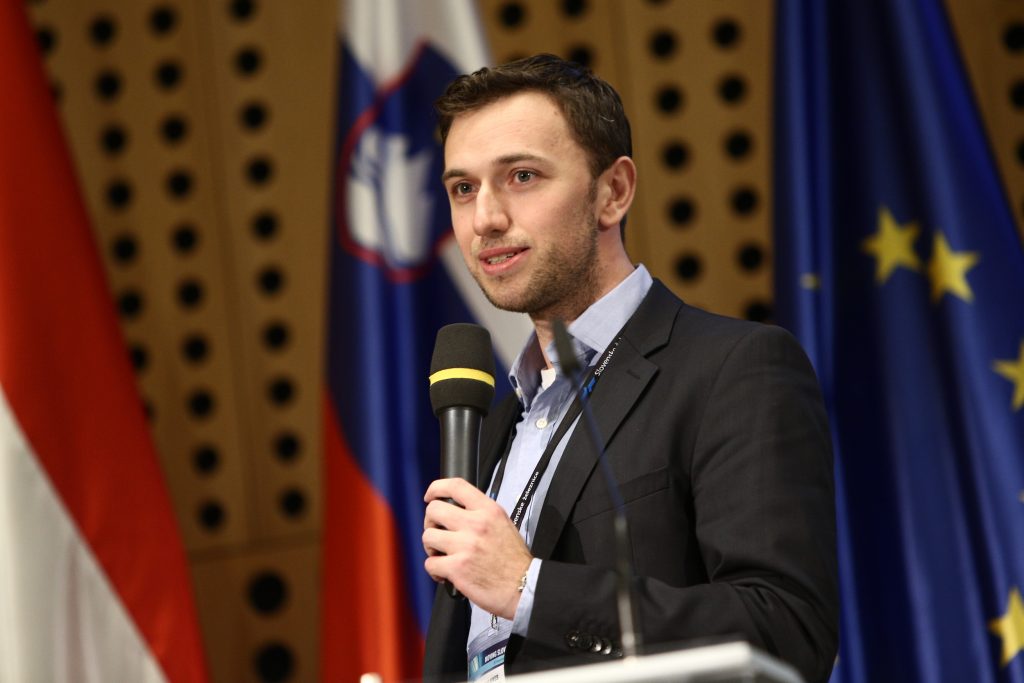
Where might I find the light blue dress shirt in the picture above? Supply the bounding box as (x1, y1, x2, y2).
(465, 264, 653, 665)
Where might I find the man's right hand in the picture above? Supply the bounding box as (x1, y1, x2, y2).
(422, 477, 532, 619)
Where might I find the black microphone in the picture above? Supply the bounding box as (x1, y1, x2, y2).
(429, 323, 496, 599)
(553, 319, 641, 659)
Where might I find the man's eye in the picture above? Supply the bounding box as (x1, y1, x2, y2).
(514, 170, 535, 183)
(454, 182, 473, 195)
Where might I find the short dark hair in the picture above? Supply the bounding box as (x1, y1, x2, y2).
(435, 54, 632, 178)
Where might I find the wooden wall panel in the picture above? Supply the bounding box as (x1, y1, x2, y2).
(191, 543, 320, 683)
(946, 0, 1024, 243)
(616, 0, 773, 319)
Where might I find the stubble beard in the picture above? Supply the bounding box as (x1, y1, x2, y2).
(473, 210, 602, 323)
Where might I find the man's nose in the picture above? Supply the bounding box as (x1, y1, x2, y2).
(473, 186, 509, 236)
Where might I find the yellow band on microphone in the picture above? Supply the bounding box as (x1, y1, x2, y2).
(428, 368, 495, 386)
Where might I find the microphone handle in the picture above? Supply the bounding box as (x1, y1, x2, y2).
(438, 407, 482, 599)
(439, 407, 481, 484)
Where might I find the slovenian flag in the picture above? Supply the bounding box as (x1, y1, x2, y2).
(0, 3, 208, 682)
(321, 1, 530, 681)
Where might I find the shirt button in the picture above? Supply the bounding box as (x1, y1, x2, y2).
(535, 417, 548, 429)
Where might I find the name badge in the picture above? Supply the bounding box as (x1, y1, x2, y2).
(468, 636, 507, 682)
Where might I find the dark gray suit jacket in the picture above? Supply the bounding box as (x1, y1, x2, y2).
(423, 280, 838, 683)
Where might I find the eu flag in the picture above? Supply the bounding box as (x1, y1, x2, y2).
(774, 0, 1024, 681)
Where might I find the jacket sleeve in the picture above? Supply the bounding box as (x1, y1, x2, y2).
(516, 324, 839, 683)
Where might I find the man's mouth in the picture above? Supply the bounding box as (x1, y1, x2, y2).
(479, 247, 527, 268)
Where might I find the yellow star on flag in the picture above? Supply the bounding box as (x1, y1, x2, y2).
(862, 206, 921, 283)
(927, 232, 979, 303)
(994, 341, 1024, 411)
(990, 586, 1024, 667)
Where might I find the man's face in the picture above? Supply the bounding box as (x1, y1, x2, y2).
(442, 92, 601, 322)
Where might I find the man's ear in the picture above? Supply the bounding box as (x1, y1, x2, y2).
(596, 156, 637, 231)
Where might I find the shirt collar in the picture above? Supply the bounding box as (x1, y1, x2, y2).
(508, 264, 654, 408)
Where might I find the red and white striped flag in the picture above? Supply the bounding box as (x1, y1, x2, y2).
(0, 4, 208, 681)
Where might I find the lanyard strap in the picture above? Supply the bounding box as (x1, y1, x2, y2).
(490, 336, 622, 530)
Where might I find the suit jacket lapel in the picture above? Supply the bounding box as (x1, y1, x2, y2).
(529, 280, 680, 560)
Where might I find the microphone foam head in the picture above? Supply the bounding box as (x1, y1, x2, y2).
(429, 323, 496, 415)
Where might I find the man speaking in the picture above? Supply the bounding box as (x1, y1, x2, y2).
(421, 54, 838, 683)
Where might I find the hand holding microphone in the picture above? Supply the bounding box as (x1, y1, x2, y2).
(423, 323, 532, 615)
(426, 323, 495, 599)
